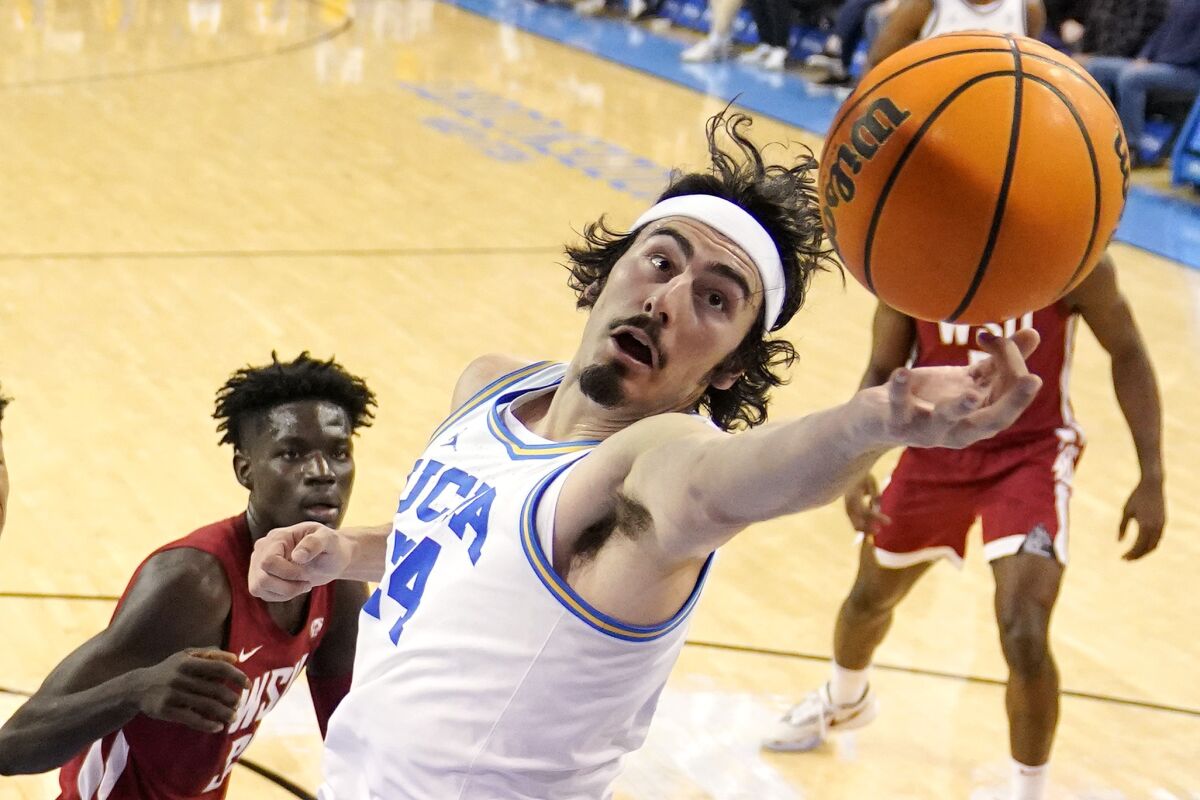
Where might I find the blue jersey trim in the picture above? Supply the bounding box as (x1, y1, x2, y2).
(428, 361, 554, 444)
(486, 386, 602, 460)
(519, 463, 712, 643)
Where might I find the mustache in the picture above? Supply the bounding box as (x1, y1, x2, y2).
(608, 314, 663, 351)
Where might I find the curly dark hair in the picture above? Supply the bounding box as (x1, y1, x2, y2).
(565, 110, 838, 430)
(0, 383, 9, 423)
(214, 352, 377, 449)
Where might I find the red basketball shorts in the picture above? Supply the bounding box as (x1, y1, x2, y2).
(869, 431, 1084, 568)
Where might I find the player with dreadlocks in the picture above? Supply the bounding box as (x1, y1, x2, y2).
(0, 353, 376, 800)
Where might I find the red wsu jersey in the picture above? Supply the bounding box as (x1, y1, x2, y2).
(58, 514, 334, 800)
(911, 301, 1083, 449)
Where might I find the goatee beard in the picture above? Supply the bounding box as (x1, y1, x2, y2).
(579, 362, 627, 408)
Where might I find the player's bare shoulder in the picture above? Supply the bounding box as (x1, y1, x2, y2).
(111, 548, 232, 638)
(556, 412, 725, 541)
(451, 354, 535, 412)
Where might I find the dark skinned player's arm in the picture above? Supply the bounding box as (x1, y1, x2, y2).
(0, 549, 248, 775)
(1065, 253, 1166, 559)
(306, 579, 369, 737)
(868, 0, 933, 67)
(839, 303, 917, 529)
(1025, 0, 1047, 37)
(859, 302, 918, 390)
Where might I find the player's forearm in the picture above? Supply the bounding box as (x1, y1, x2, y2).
(338, 523, 392, 582)
(0, 671, 141, 775)
(688, 389, 894, 528)
(1112, 348, 1164, 481)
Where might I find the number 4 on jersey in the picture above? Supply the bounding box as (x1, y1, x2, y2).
(363, 531, 442, 643)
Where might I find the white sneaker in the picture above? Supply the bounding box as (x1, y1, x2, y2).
(681, 36, 732, 62)
(804, 52, 841, 71)
(762, 45, 787, 71)
(762, 683, 879, 752)
(575, 0, 605, 16)
(737, 43, 772, 64)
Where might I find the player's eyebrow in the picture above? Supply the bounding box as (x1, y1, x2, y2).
(650, 227, 753, 302)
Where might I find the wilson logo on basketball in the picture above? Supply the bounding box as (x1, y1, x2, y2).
(1113, 131, 1131, 202)
(816, 33, 1129, 324)
(819, 97, 912, 249)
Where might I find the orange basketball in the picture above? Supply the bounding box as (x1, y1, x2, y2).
(819, 33, 1130, 323)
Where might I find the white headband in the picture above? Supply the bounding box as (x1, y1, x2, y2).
(631, 195, 785, 331)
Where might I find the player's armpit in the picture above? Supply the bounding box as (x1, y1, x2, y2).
(553, 413, 726, 564)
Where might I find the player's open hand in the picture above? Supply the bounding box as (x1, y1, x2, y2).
(844, 473, 891, 534)
(248, 521, 349, 602)
(133, 649, 249, 734)
(879, 329, 1042, 450)
(1119, 477, 1166, 560)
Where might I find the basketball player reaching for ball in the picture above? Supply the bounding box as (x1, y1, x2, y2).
(763, 253, 1165, 800)
(870, 0, 1047, 67)
(247, 112, 1043, 800)
(0, 353, 373, 800)
(0, 384, 10, 541)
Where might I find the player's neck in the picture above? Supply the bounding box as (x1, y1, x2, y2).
(516, 367, 642, 442)
(244, 504, 272, 543)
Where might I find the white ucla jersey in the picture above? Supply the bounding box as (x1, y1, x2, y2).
(921, 0, 1027, 38)
(319, 362, 711, 800)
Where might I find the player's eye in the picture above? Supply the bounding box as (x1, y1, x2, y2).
(649, 254, 672, 273)
(706, 291, 726, 311)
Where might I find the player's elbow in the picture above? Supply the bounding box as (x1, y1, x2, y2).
(0, 725, 40, 775)
(1109, 336, 1154, 379)
(0, 707, 72, 775)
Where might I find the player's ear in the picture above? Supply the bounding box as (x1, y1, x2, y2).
(709, 352, 744, 391)
(709, 368, 743, 391)
(233, 451, 253, 491)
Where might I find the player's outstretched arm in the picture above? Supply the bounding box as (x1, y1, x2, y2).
(0, 550, 248, 775)
(1067, 253, 1166, 560)
(611, 330, 1041, 561)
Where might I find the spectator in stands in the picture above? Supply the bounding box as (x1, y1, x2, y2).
(804, 0, 886, 84)
(1072, 0, 1167, 60)
(681, 0, 745, 60)
(868, 0, 1046, 67)
(740, 0, 795, 70)
(1086, 0, 1200, 165)
(1042, 0, 1088, 51)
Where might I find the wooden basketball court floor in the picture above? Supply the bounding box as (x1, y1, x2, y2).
(0, 1, 1197, 797)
